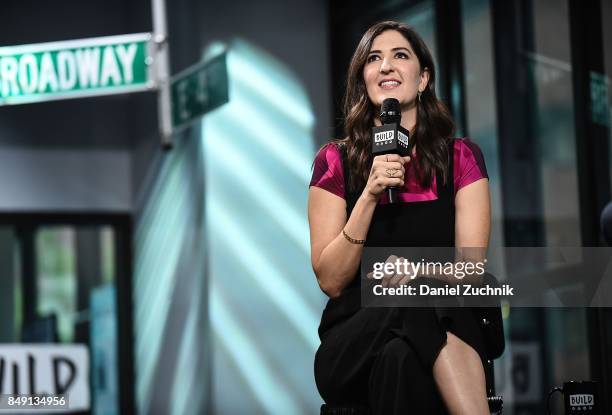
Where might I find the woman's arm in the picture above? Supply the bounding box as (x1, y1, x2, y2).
(308, 189, 377, 298)
(308, 153, 409, 298)
(455, 177, 491, 258)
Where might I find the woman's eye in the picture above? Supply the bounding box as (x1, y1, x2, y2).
(367, 55, 380, 63)
(396, 52, 408, 59)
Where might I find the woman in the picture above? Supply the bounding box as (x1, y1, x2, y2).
(308, 21, 497, 414)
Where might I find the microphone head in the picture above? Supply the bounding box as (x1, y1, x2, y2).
(380, 98, 401, 125)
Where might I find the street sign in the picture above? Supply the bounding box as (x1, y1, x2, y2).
(171, 52, 228, 131)
(0, 33, 155, 106)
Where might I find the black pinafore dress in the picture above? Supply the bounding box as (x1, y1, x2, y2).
(314, 139, 488, 413)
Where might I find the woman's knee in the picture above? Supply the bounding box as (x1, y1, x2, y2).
(435, 331, 487, 386)
(440, 331, 483, 363)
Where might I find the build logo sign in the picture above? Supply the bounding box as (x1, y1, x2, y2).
(0, 33, 154, 105)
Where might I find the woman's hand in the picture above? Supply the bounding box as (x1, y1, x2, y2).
(362, 154, 411, 201)
(367, 255, 414, 288)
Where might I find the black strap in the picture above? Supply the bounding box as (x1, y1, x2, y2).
(339, 139, 455, 212)
(338, 143, 352, 217)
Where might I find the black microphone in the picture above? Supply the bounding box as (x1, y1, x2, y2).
(371, 98, 410, 204)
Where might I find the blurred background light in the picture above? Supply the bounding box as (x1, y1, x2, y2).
(133, 38, 324, 414)
(203, 39, 323, 415)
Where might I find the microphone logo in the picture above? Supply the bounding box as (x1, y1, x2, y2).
(398, 131, 409, 147)
(374, 130, 394, 145)
(569, 394, 594, 408)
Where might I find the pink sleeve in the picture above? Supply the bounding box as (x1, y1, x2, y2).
(454, 138, 488, 194)
(309, 143, 345, 199)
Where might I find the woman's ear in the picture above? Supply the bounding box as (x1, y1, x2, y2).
(419, 67, 430, 91)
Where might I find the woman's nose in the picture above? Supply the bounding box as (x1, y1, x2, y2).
(379, 57, 394, 73)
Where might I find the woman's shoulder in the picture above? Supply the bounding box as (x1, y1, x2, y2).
(451, 137, 488, 193)
(315, 140, 344, 160)
(310, 140, 346, 199)
(452, 137, 483, 154)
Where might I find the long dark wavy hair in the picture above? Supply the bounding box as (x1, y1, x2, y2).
(333, 21, 455, 192)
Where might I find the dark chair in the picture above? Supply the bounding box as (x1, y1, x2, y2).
(484, 358, 504, 415)
(600, 201, 612, 244)
(320, 404, 371, 415)
(320, 358, 503, 415)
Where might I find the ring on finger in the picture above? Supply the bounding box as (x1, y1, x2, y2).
(386, 168, 398, 178)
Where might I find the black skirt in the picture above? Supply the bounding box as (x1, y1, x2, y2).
(314, 285, 488, 414)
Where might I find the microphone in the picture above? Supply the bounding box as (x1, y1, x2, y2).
(371, 98, 410, 204)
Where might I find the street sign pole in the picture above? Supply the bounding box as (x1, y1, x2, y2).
(152, 0, 173, 149)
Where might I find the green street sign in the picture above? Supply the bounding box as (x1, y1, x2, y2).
(171, 53, 229, 130)
(0, 33, 154, 106)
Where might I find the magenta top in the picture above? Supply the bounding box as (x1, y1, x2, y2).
(309, 138, 488, 204)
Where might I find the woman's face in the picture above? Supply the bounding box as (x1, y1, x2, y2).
(363, 30, 429, 109)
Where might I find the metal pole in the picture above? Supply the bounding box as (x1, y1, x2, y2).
(152, 0, 173, 148)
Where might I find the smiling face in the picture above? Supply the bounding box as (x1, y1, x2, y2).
(363, 30, 429, 110)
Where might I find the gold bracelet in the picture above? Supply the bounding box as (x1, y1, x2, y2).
(342, 229, 366, 245)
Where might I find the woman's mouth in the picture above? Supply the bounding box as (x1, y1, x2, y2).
(379, 80, 401, 90)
